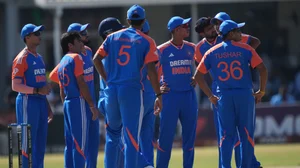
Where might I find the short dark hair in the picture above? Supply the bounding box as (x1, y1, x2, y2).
(60, 32, 81, 55)
(129, 14, 144, 26)
(195, 17, 212, 34)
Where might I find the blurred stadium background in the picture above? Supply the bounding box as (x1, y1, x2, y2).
(0, 0, 300, 167)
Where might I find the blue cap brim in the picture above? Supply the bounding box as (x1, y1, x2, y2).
(33, 25, 45, 32)
(237, 22, 245, 28)
(80, 24, 90, 32)
(183, 18, 192, 25)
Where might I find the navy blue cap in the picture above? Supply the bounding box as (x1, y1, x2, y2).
(211, 12, 231, 25)
(142, 20, 150, 33)
(167, 16, 191, 32)
(21, 24, 45, 39)
(98, 17, 125, 37)
(219, 20, 245, 35)
(67, 23, 89, 32)
(127, 4, 145, 20)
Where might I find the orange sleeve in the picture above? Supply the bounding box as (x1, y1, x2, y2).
(250, 49, 263, 68)
(197, 54, 208, 74)
(12, 56, 28, 79)
(144, 39, 159, 64)
(49, 64, 60, 84)
(241, 34, 250, 44)
(194, 46, 203, 63)
(96, 38, 108, 57)
(73, 55, 84, 77)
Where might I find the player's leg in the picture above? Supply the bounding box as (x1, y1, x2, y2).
(217, 91, 236, 168)
(234, 130, 241, 168)
(65, 98, 89, 168)
(235, 89, 255, 168)
(140, 92, 156, 166)
(212, 92, 222, 168)
(64, 104, 74, 168)
(35, 98, 49, 167)
(16, 95, 39, 168)
(179, 90, 198, 168)
(156, 92, 180, 168)
(104, 86, 122, 168)
(86, 118, 100, 168)
(118, 86, 144, 168)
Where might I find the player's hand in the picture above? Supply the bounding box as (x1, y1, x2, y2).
(47, 110, 53, 124)
(253, 90, 265, 104)
(208, 95, 219, 106)
(154, 96, 162, 116)
(90, 106, 99, 121)
(190, 77, 196, 87)
(38, 84, 51, 95)
(160, 82, 170, 94)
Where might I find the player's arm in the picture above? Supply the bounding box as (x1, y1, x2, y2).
(59, 87, 65, 103)
(250, 49, 268, 103)
(146, 40, 162, 115)
(12, 57, 49, 95)
(46, 98, 53, 123)
(248, 35, 261, 49)
(93, 38, 108, 81)
(193, 54, 218, 105)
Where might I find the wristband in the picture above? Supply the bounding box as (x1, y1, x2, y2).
(156, 93, 162, 98)
(208, 95, 213, 99)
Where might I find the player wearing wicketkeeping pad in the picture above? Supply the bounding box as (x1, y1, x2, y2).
(50, 32, 99, 168)
(194, 20, 268, 168)
(67, 23, 99, 168)
(156, 16, 198, 168)
(194, 15, 263, 168)
(93, 4, 162, 168)
(12, 24, 53, 168)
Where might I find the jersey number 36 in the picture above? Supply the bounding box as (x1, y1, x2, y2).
(217, 60, 243, 81)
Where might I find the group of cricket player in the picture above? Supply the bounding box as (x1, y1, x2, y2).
(11, 3, 268, 168)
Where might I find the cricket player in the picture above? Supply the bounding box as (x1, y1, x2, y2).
(12, 23, 52, 168)
(93, 4, 162, 168)
(50, 32, 99, 168)
(140, 19, 157, 167)
(194, 20, 268, 168)
(156, 16, 198, 168)
(67, 23, 99, 168)
(211, 12, 261, 49)
(97, 17, 126, 168)
(194, 16, 262, 168)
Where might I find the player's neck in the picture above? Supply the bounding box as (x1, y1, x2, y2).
(206, 37, 216, 43)
(26, 44, 37, 54)
(131, 25, 142, 30)
(171, 37, 184, 46)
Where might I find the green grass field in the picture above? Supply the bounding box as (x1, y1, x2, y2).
(0, 144, 299, 168)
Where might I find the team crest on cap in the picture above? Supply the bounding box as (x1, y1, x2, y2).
(134, 10, 138, 13)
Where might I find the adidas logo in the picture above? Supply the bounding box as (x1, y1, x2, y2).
(169, 53, 174, 57)
(33, 61, 36, 65)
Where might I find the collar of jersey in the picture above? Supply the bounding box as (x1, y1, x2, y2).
(204, 37, 218, 46)
(25, 48, 38, 57)
(169, 40, 184, 50)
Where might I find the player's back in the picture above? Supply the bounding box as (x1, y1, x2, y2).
(102, 27, 156, 89)
(58, 53, 83, 99)
(203, 41, 258, 90)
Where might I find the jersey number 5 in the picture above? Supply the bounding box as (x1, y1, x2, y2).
(217, 60, 243, 81)
(118, 45, 131, 66)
